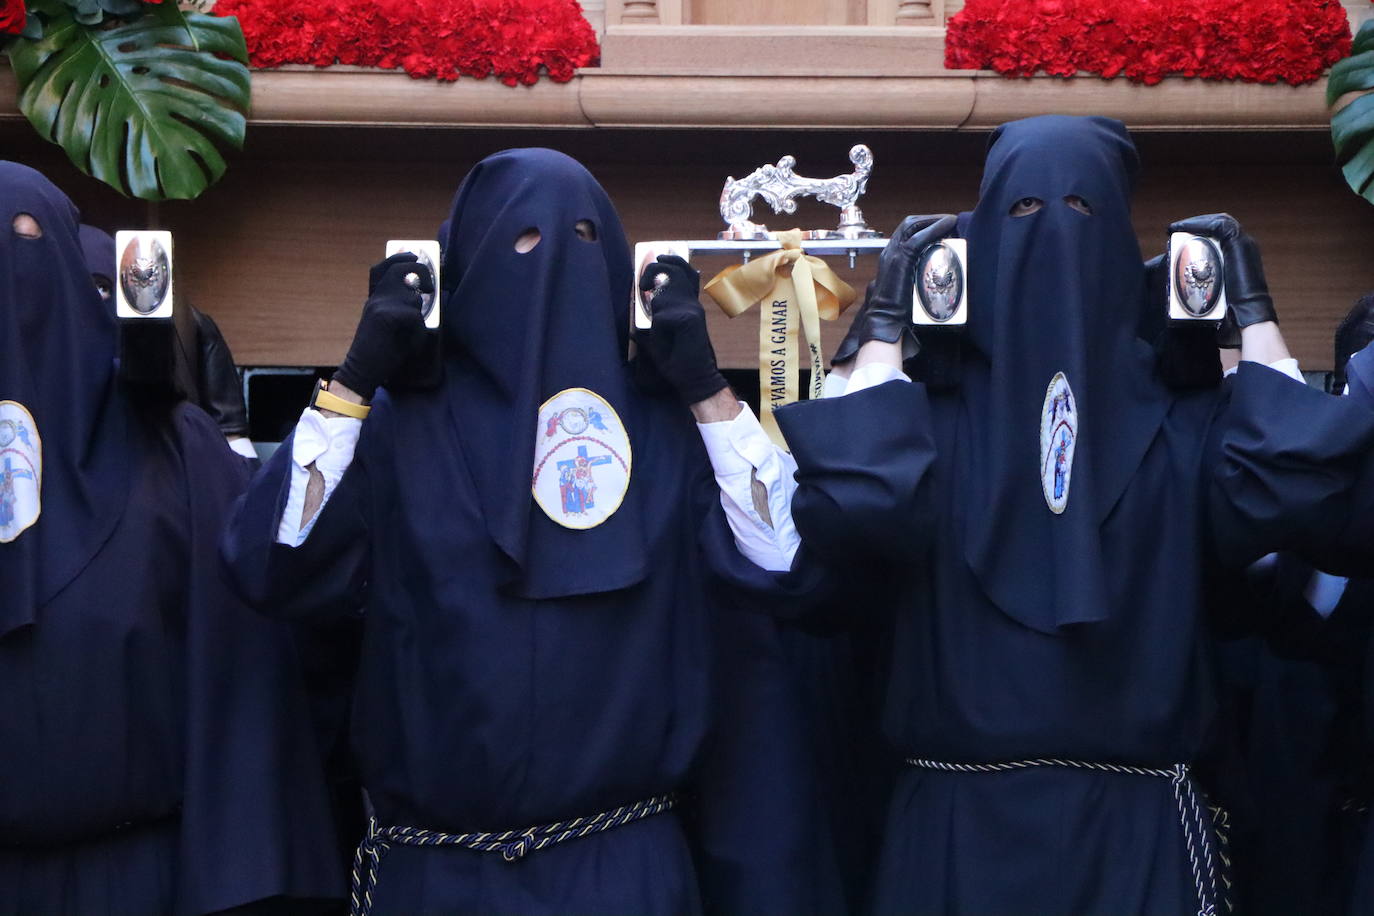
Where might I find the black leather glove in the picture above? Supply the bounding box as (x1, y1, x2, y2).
(856, 214, 959, 349)
(1169, 214, 1277, 348)
(832, 282, 921, 368)
(192, 308, 250, 438)
(333, 253, 433, 399)
(635, 255, 728, 405)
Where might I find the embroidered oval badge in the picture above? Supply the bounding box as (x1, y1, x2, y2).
(532, 388, 632, 530)
(0, 400, 42, 542)
(1039, 373, 1077, 515)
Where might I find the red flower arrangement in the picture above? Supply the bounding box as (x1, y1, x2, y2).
(213, 0, 598, 85)
(945, 0, 1353, 86)
(0, 0, 25, 35)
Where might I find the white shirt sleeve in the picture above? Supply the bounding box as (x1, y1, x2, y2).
(698, 405, 800, 572)
(227, 437, 258, 460)
(696, 364, 911, 572)
(275, 408, 364, 547)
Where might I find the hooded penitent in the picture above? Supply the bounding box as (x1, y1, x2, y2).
(1335, 295, 1374, 395)
(439, 148, 646, 599)
(958, 116, 1171, 634)
(78, 223, 115, 298)
(0, 163, 129, 639)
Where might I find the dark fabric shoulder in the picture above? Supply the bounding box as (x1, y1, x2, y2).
(1210, 363, 1374, 570)
(170, 401, 254, 492)
(777, 380, 938, 566)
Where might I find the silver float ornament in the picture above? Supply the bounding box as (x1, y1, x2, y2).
(718, 145, 878, 241)
(1168, 232, 1227, 322)
(627, 145, 890, 340)
(911, 238, 969, 327)
(114, 230, 174, 319)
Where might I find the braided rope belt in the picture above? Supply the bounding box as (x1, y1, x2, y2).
(349, 793, 677, 916)
(906, 758, 1226, 916)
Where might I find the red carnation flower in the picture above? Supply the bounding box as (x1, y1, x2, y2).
(216, 0, 597, 84)
(946, 0, 1351, 86)
(0, 0, 26, 36)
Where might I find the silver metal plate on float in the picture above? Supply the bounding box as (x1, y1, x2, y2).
(631, 240, 691, 331)
(115, 230, 174, 319)
(911, 238, 968, 327)
(1168, 232, 1227, 322)
(385, 240, 442, 330)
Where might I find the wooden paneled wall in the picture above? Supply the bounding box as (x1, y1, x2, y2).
(3, 125, 1371, 371)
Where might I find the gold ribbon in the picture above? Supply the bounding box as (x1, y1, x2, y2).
(703, 230, 855, 449)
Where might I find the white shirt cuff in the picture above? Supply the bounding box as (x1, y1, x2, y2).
(698, 405, 800, 572)
(276, 408, 364, 547)
(228, 437, 258, 459)
(843, 362, 910, 395)
(1266, 357, 1302, 384)
(1240, 357, 1302, 384)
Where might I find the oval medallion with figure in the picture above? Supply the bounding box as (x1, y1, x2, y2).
(1173, 235, 1224, 318)
(0, 400, 41, 542)
(532, 388, 632, 530)
(916, 241, 964, 322)
(1039, 373, 1077, 515)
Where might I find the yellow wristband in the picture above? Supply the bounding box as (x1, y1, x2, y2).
(313, 384, 372, 419)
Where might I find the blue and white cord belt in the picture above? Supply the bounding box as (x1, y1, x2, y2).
(349, 793, 678, 916)
(906, 758, 1230, 916)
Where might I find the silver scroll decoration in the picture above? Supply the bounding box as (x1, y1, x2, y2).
(718, 145, 878, 241)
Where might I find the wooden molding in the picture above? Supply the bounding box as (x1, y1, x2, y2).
(963, 72, 1329, 131)
(578, 70, 976, 127)
(0, 56, 1336, 132)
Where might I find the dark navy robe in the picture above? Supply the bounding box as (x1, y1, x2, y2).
(1207, 553, 1371, 916)
(765, 363, 1374, 914)
(1340, 578, 1374, 916)
(685, 604, 857, 916)
(222, 380, 846, 916)
(1295, 346, 1374, 914)
(0, 402, 341, 916)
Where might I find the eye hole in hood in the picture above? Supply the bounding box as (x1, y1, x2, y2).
(12, 212, 41, 238)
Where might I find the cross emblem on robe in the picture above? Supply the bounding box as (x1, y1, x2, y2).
(557, 445, 613, 474)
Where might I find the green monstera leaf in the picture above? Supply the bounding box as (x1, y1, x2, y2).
(1330, 20, 1374, 205)
(60, 0, 144, 28)
(8, 0, 251, 200)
